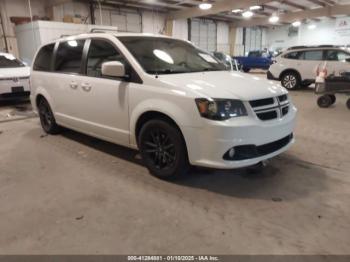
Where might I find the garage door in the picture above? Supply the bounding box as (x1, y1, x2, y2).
(94, 9, 142, 33)
(245, 27, 263, 54)
(190, 19, 217, 52)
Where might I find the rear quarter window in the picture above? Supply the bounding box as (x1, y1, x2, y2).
(33, 43, 55, 71)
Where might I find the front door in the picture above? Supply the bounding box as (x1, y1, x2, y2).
(70, 39, 133, 146)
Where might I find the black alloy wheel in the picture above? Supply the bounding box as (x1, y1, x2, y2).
(139, 119, 189, 179)
(38, 98, 61, 134)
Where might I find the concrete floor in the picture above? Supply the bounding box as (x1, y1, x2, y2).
(0, 90, 349, 254)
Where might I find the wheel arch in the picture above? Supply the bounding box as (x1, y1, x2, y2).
(130, 99, 198, 149)
(134, 111, 185, 147)
(279, 69, 302, 81)
(32, 87, 55, 113)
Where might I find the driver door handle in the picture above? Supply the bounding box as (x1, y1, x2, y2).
(70, 81, 78, 89)
(81, 83, 92, 92)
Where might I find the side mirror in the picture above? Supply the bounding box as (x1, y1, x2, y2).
(346, 58, 350, 63)
(102, 61, 126, 78)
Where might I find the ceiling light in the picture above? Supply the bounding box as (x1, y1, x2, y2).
(250, 5, 262, 10)
(242, 10, 254, 18)
(308, 24, 316, 30)
(269, 15, 279, 23)
(199, 2, 212, 10)
(292, 21, 301, 27)
(232, 9, 242, 13)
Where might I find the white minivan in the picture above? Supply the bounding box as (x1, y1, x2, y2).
(30, 32, 297, 179)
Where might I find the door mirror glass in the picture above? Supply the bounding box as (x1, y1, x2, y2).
(102, 61, 125, 77)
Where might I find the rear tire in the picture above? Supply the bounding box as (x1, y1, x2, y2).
(242, 67, 250, 73)
(138, 119, 189, 180)
(346, 98, 350, 110)
(317, 95, 333, 108)
(281, 71, 300, 90)
(38, 98, 61, 134)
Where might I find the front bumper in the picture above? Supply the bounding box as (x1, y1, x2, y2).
(182, 106, 297, 169)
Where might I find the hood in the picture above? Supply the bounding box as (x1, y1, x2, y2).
(0, 66, 30, 79)
(157, 71, 287, 101)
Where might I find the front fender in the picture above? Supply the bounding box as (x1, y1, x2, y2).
(129, 98, 200, 146)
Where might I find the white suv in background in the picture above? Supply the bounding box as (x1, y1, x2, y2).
(0, 52, 30, 99)
(30, 32, 296, 179)
(268, 46, 350, 90)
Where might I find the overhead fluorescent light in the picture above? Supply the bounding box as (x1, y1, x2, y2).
(199, 2, 212, 10)
(242, 10, 254, 18)
(232, 8, 242, 13)
(292, 21, 301, 27)
(250, 5, 262, 10)
(269, 15, 279, 23)
(308, 24, 316, 30)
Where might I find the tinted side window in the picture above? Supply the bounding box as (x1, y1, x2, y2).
(54, 40, 85, 73)
(86, 39, 127, 78)
(248, 51, 260, 57)
(33, 43, 55, 71)
(302, 50, 323, 61)
(326, 50, 350, 61)
(284, 51, 302, 60)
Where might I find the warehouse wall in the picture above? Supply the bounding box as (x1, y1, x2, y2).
(172, 19, 188, 40)
(1, 0, 231, 58)
(0, 0, 45, 56)
(266, 18, 350, 51)
(217, 22, 229, 53)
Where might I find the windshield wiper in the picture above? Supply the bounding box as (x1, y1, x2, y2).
(148, 69, 189, 75)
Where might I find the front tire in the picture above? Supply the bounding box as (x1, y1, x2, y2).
(139, 119, 189, 180)
(281, 72, 300, 90)
(243, 67, 250, 73)
(38, 98, 61, 134)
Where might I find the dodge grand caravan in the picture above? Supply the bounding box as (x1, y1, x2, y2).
(30, 32, 297, 179)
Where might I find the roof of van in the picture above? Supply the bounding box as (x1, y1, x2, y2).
(58, 32, 172, 40)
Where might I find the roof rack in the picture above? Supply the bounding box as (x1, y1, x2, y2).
(287, 45, 341, 50)
(89, 28, 118, 33)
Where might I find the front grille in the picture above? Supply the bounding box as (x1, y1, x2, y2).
(223, 133, 293, 161)
(257, 134, 293, 156)
(249, 95, 290, 121)
(256, 110, 278, 120)
(249, 98, 274, 108)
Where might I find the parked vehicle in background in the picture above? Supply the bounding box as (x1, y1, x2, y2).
(268, 45, 350, 90)
(233, 50, 273, 72)
(30, 32, 296, 179)
(212, 51, 241, 71)
(315, 62, 350, 109)
(0, 52, 30, 100)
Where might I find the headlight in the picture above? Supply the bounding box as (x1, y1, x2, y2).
(195, 98, 247, 120)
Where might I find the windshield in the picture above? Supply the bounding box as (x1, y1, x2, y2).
(0, 53, 25, 68)
(118, 36, 226, 75)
